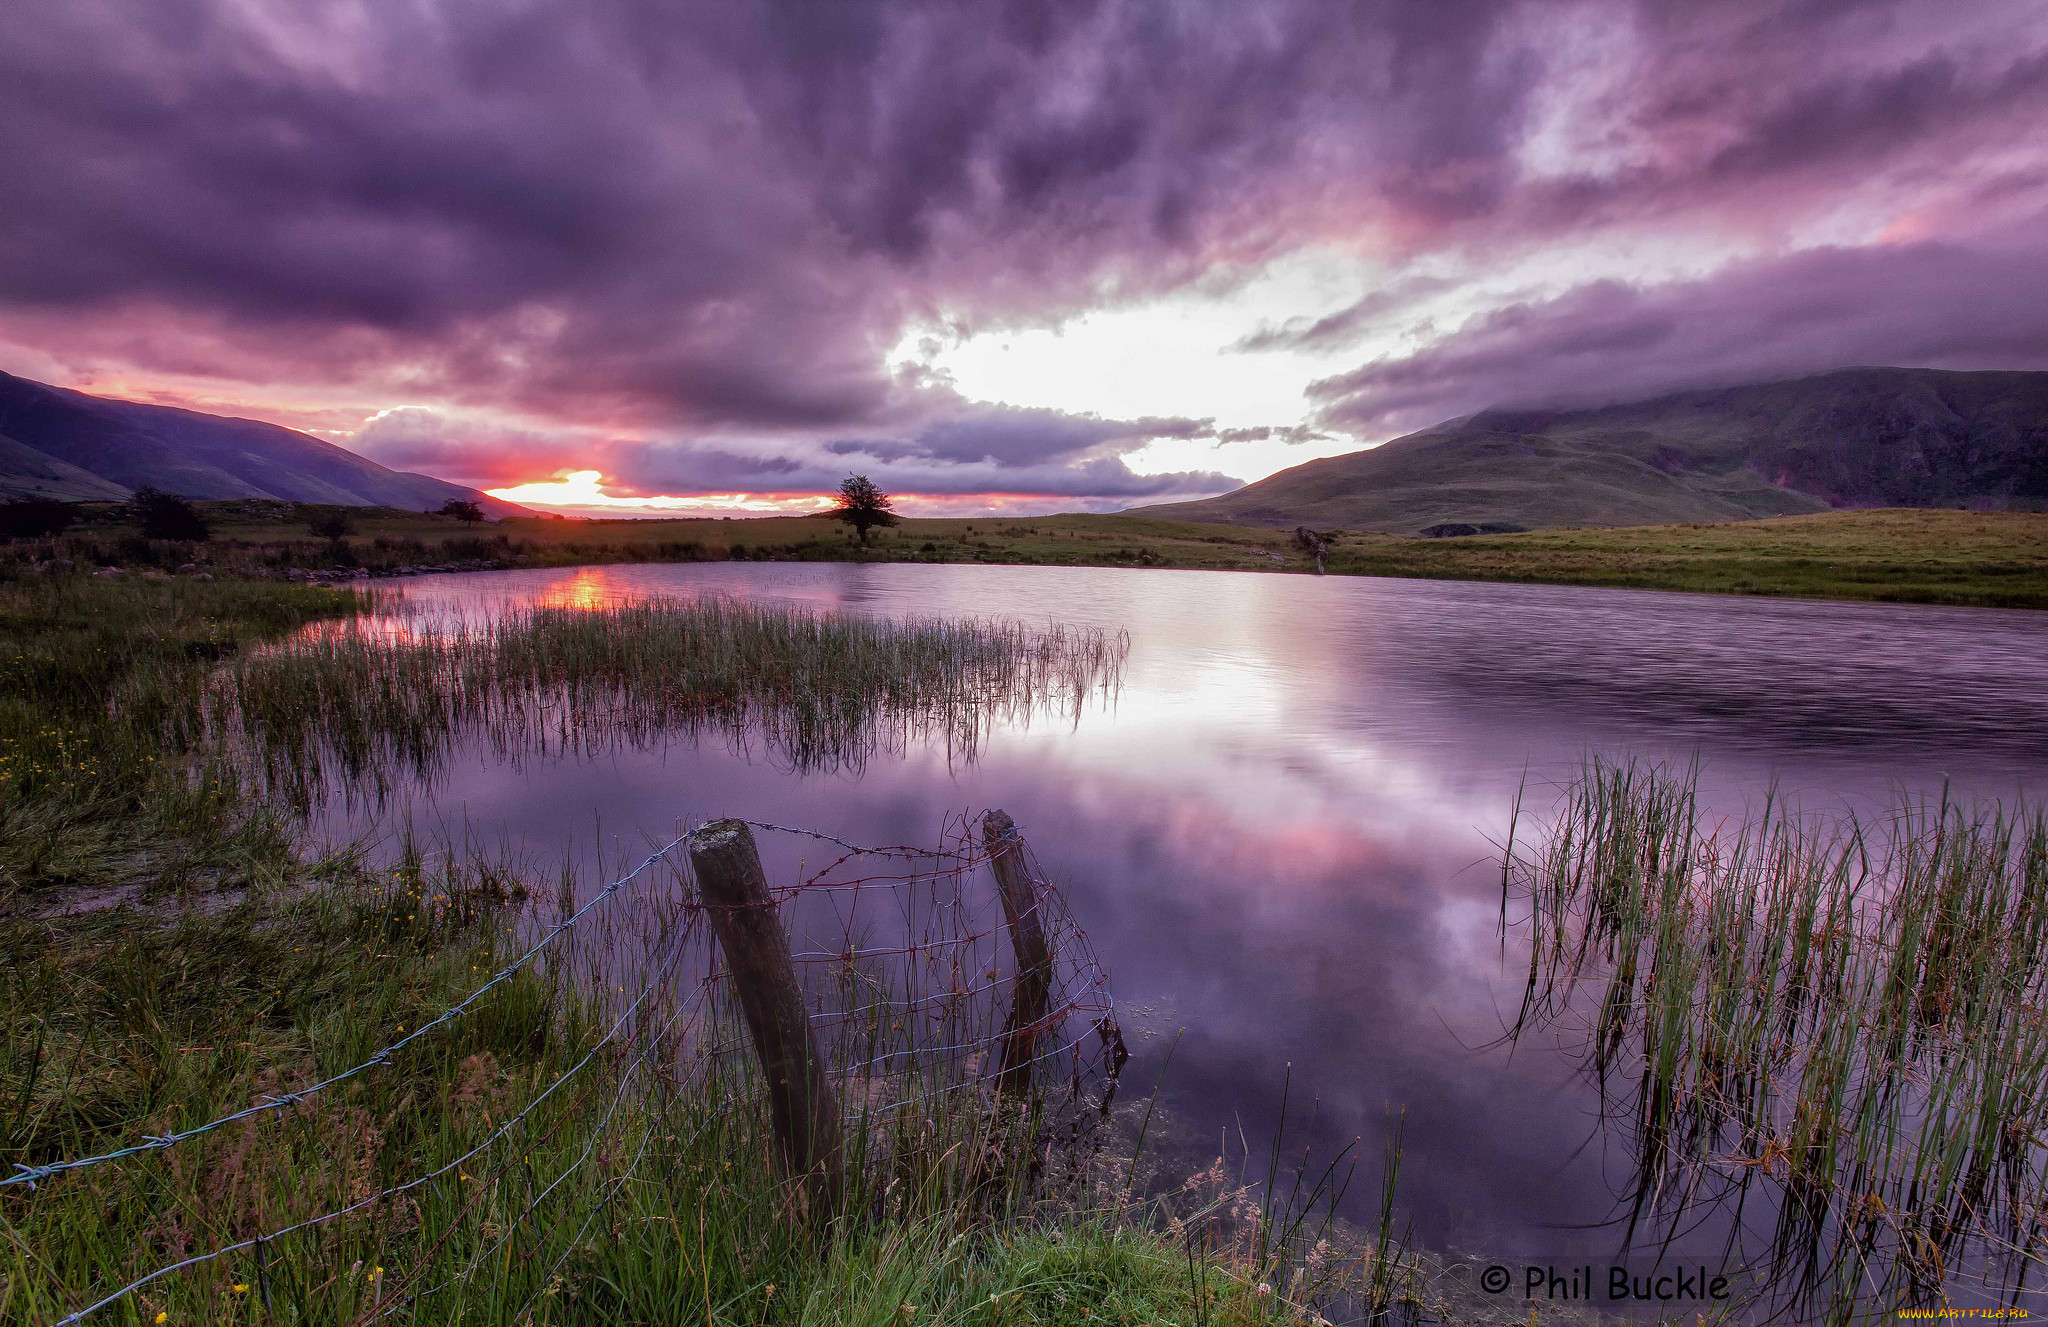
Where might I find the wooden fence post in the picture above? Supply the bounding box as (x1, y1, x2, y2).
(983, 810, 1053, 1097)
(689, 819, 844, 1217)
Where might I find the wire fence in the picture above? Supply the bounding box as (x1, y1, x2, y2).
(6, 812, 1125, 1326)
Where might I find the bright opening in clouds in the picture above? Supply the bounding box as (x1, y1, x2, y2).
(2, 1, 2046, 515)
(486, 471, 835, 517)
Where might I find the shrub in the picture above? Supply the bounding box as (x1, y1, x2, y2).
(306, 508, 356, 538)
(130, 487, 210, 541)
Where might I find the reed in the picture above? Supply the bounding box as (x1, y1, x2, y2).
(200, 595, 1127, 804)
(1506, 757, 2048, 1319)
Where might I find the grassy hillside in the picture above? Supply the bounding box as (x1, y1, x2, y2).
(1322, 509, 2048, 608)
(1142, 427, 1831, 532)
(1143, 367, 2048, 533)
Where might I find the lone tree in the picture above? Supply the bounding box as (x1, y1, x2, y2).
(435, 498, 485, 523)
(826, 474, 899, 544)
(130, 487, 209, 541)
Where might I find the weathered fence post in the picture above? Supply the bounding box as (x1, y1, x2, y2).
(983, 810, 1053, 1097)
(689, 819, 844, 1217)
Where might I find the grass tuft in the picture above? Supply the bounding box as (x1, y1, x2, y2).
(1507, 757, 2048, 1319)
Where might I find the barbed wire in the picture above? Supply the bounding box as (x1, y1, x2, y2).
(368, 966, 723, 1322)
(12, 812, 1121, 1326)
(6, 832, 696, 1191)
(1, 817, 958, 1194)
(43, 913, 700, 1327)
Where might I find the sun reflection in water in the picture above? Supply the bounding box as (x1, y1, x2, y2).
(536, 566, 632, 611)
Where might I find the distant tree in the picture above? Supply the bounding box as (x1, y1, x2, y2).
(826, 475, 899, 544)
(436, 499, 485, 523)
(306, 508, 356, 538)
(1293, 526, 1334, 574)
(0, 497, 80, 541)
(130, 487, 210, 541)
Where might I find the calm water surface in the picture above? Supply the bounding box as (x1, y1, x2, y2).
(326, 562, 2048, 1269)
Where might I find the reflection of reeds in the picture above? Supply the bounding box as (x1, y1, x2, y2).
(1506, 757, 2048, 1319)
(201, 596, 1127, 804)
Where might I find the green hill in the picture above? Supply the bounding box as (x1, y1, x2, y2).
(1139, 367, 2048, 533)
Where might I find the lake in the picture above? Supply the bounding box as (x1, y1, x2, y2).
(316, 560, 2048, 1288)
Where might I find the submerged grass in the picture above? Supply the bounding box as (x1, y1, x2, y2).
(202, 596, 1127, 804)
(1506, 757, 2048, 1319)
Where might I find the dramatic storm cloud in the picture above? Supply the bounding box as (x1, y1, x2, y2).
(3, 0, 2045, 511)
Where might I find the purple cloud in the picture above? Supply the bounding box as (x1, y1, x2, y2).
(1311, 221, 2048, 435)
(2, 1, 2047, 503)
(347, 398, 1235, 500)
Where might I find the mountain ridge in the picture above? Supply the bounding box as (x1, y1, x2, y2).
(0, 370, 527, 515)
(1138, 367, 2048, 533)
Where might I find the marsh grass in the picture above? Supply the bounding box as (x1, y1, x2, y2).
(0, 574, 362, 903)
(1506, 758, 2048, 1319)
(201, 596, 1127, 805)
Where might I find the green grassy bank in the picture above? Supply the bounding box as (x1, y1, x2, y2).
(12, 500, 2046, 611)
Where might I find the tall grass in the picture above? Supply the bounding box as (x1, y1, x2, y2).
(0, 573, 361, 902)
(1506, 757, 2048, 1318)
(0, 827, 1386, 1326)
(200, 597, 1127, 803)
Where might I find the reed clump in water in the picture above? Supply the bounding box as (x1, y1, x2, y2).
(204, 596, 1127, 803)
(1506, 757, 2048, 1318)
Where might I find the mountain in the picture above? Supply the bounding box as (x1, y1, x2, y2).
(0, 370, 528, 514)
(1139, 368, 2048, 533)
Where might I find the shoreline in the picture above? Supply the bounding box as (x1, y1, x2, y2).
(5, 503, 2045, 608)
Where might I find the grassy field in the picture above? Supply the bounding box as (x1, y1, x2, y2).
(1323, 508, 2048, 609)
(203, 503, 1315, 575)
(8, 500, 2045, 609)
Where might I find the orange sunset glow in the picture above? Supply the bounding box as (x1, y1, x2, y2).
(486, 471, 837, 517)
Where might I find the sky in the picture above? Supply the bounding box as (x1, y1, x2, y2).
(3, 1, 2047, 517)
